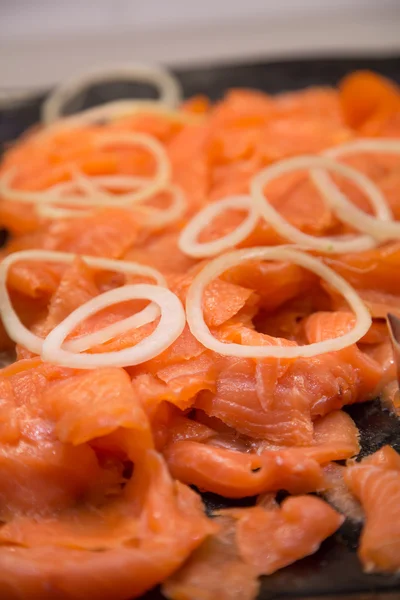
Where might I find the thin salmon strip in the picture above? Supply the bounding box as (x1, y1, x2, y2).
(233, 495, 343, 574)
(345, 446, 400, 573)
(164, 440, 325, 497)
(339, 71, 400, 129)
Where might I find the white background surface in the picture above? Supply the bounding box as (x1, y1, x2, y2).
(1, 0, 400, 91)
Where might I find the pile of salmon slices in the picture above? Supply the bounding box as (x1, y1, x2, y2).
(0, 66, 399, 599)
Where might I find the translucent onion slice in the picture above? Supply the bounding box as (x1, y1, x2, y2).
(38, 176, 186, 226)
(39, 100, 200, 138)
(42, 64, 183, 124)
(326, 138, 400, 157)
(178, 195, 258, 258)
(0, 250, 166, 355)
(1, 132, 170, 212)
(0, 170, 79, 205)
(186, 246, 371, 358)
(41, 283, 186, 369)
(35, 174, 151, 219)
(43, 185, 186, 227)
(42, 132, 170, 209)
(311, 139, 400, 243)
(250, 155, 391, 254)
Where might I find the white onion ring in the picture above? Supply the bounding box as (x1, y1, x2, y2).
(41, 283, 186, 369)
(36, 101, 200, 143)
(178, 195, 258, 258)
(37, 174, 186, 226)
(0, 250, 166, 355)
(0, 170, 80, 205)
(1, 132, 170, 213)
(41, 132, 170, 208)
(250, 155, 393, 254)
(42, 64, 183, 124)
(35, 173, 152, 219)
(311, 139, 400, 243)
(186, 247, 371, 358)
(325, 138, 400, 158)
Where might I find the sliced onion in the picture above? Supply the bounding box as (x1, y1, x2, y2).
(2, 132, 170, 215)
(42, 64, 183, 124)
(186, 247, 371, 358)
(38, 177, 186, 226)
(0, 170, 79, 205)
(35, 174, 101, 219)
(39, 101, 200, 139)
(0, 250, 166, 355)
(310, 139, 400, 243)
(324, 138, 400, 158)
(178, 195, 258, 258)
(250, 155, 393, 253)
(41, 283, 186, 369)
(74, 173, 151, 192)
(42, 132, 170, 209)
(36, 173, 152, 219)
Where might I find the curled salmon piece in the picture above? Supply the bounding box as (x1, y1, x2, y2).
(345, 445, 400, 573)
(130, 326, 217, 413)
(0, 365, 114, 519)
(339, 70, 400, 129)
(232, 495, 343, 574)
(0, 452, 216, 600)
(0, 362, 151, 519)
(164, 409, 359, 497)
(164, 440, 325, 498)
(41, 367, 154, 456)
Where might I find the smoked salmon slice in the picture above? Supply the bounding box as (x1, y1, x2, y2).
(164, 495, 342, 600)
(0, 452, 216, 600)
(345, 446, 400, 573)
(232, 495, 343, 574)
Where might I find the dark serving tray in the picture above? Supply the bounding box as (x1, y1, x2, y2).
(1, 55, 400, 600)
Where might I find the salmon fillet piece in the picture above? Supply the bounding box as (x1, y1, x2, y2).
(345, 446, 400, 573)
